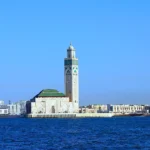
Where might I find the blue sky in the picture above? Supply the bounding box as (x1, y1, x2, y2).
(0, 0, 150, 105)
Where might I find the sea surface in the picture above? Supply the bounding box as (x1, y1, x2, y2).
(0, 117, 150, 150)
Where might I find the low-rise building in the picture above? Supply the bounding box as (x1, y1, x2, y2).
(79, 104, 110, 113)
(88, 104, 110, 113)
(79, 107, 96, 113)
(8, 100, 27, 115)
(0, 105, 9, 115)
(145, 106, 150, 113)
(110, 104, 146, 114)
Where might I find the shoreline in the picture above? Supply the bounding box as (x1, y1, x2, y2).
(0, 113, 150, 118)
(25, 113, 150, 118)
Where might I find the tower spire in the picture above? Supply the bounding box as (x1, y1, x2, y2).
(67, 42, 76, 58)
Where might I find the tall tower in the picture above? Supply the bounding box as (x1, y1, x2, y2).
(64, 43, 79, 112)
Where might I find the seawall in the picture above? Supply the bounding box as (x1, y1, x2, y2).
(76, 113, 114, 118)
(26, 113, 114, 118)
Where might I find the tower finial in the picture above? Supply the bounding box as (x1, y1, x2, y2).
(70, 42, 72, 46)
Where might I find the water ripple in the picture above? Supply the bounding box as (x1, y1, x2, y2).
(0, 117, 150, 149)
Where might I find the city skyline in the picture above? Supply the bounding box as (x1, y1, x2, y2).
(0, 1, 150, 105)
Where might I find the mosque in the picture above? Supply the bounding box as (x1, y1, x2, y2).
(26, 43, 79, 114)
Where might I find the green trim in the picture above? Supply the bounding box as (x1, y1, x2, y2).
(64, 60, 78, 65)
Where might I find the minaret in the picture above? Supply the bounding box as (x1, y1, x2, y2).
(64, 43, 79, 112)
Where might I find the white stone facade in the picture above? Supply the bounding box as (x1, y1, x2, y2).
(0, 109, 8, 114)
(0, 106, 9, 115)
(8, 104, 16, 115)
(0, 101, 8, 114)
(64, 44, 79, 112)
(89, 104, 110, 113)
(31, 97, 74, 114)
(8, 100, 27, 115)
(110, 105, 146, 114)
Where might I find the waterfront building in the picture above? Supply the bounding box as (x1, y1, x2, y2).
(26, 89, 74, 114)
(79, 107, 96, 113)
(8, 104, 16, 115)
(110, 104, 146, 114)
(83, 104, 110, 113)
(0, 101, 9, 115)
(8, 100, 27, 115)
(0, 105, 9, 115)
(88, 104, 110, 113)
(27, 43, 79, 114)
(145, 106, 150, 113)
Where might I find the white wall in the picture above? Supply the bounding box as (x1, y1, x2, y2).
(31, 97, 76, 114)
(111, 105, 146, 113)
(64, 63, 79, 113)
(0, 109, 8, 114)
(8, 100, 27, 115)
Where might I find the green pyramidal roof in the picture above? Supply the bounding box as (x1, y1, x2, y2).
(37, 89, 65, 97)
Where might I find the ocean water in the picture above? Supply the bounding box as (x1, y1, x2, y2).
(0, 117, 150, 150)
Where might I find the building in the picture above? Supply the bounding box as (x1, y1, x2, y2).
(27, 43, 79, 114)
(64, 43, 79, 112)
(79, 107, 96, 113)
(8, 100, 27, 115)
(79, 104, 110, 113)
(145, 106, 150, 113)
(110, 104, 146, 114)
(0, 101, 9, 115)
(26, 89, 74, 114)
(0, 105, 9, 115)
(88, 104, 110, 113)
